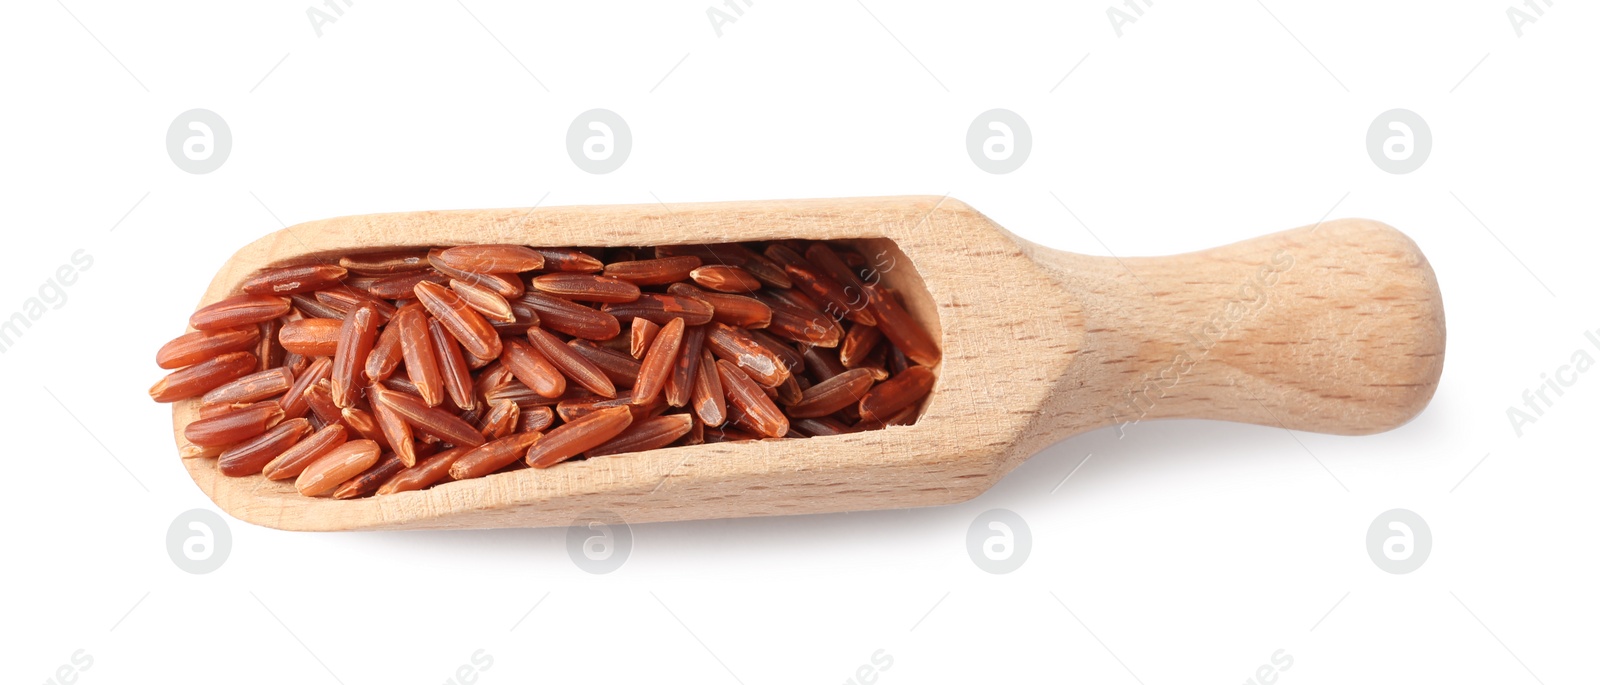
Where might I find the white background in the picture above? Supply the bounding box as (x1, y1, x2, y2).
(2, 1, 1596, 683)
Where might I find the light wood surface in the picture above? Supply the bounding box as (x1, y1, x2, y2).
(172, 196, 1446, 531)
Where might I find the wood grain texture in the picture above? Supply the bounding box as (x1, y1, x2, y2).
(171, 196, 1445, 531)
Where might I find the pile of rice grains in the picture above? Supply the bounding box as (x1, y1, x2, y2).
(151, 241, 938, 499)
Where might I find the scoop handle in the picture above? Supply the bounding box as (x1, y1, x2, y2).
(1021, 218, 1445, 437)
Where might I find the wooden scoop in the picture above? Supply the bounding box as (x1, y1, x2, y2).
(173, 196, 1445, 531)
